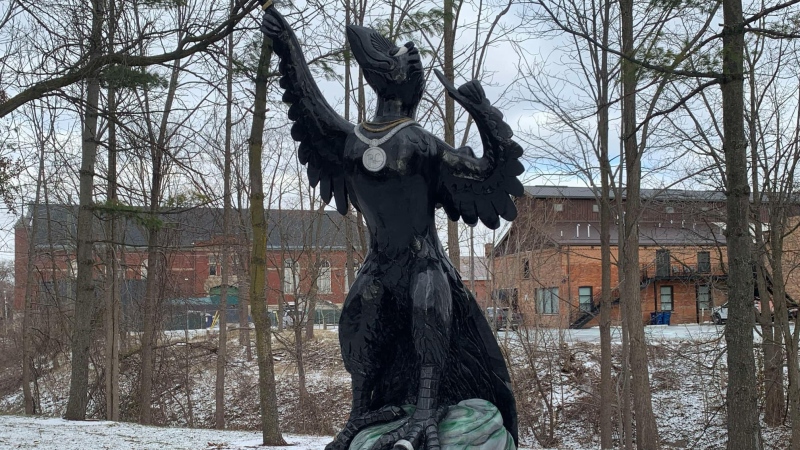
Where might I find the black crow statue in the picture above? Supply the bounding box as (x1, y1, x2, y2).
(259, 5, 524, 450)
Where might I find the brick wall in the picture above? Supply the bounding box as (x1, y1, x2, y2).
(493, 243, 728, 328)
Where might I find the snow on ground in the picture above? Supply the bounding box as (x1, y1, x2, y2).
(0, 415, 546, 450)
(1, 324, 795, 449)
(0, 415, 330, 449)
(496, 323, 794, 344)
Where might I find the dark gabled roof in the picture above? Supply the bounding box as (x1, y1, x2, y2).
(524, 186, 728, 202)
(264, 209, 350, 250)
(20, 205, 354, 250)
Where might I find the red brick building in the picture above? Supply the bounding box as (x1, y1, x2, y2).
(492, 186, 734, 328)
(459, 256, 491, 309)
(14, 205, 362, 326)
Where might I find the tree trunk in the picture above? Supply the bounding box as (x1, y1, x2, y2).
(139, 56, 181, 426)
(767, 231, 789, 433)
(215, 3, 235, 426)
(65, 0, 104, 420)
(104, 81, 121, 421)
(620, 320, 633, 450)
(769, 211, 797, 448)
(238, 246, 251, 354)
(443, 0, 460, 264)
(139, 230, 160, 425)
(721, 0, 761, 448)
(598, 4, 612, 445)
(620, 0, 659, 447)
(343, 2, 357, 299)
(789, 345, 800, 450)
(239, 272, 252, 360)
(746, 40, 784, 428)
(22, 115, 49, 415)
(247, 34, 286, 446)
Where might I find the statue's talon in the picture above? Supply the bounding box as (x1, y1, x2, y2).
(392, 439, 414, 450)
(327, 406, 407, 450)
(368, 426, 408, 450)
(369, 405, 447, 450)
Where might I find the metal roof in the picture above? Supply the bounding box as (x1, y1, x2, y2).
(20, 205, 355, 251)
(524, 186, 728, 202)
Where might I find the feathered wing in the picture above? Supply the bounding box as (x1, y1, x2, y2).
(434, 70, 525, 229)
(261, 7, 353, 214)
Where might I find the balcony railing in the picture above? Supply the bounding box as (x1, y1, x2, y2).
(640, 261, 725, 280)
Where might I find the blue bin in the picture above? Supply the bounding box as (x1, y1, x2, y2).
(650, 312, 658, 325)
(661, 311, 672, 325)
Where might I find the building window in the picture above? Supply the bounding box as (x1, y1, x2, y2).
(656, 249, 670, 278)
(68, 259, 78, 278)
(697, 251, 711, 273)
(209, 255, 218, 276)
(579, 286, 593, 313)
(665, 206, 675, 214)
(593, 204, 599, 213)
(553, 203, 563, 212)
(536, 287, 559, 315)
(317, 260, 331, 294)
(660, 286, 673, 311)
(344, 261, 361, 292)
(283, 259, 299, 293)
(522, 259, 530, 279)
(697, 285, 711, 311)
(140, 259, 148, 280)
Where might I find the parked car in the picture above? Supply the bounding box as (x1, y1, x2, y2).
(712, 300, 798, 325)
(486, 307, 522, 331)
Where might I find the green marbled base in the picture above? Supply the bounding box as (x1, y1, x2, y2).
(349, 399, 516, 450)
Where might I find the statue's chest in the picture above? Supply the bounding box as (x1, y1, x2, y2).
(345, 128, 431, 177)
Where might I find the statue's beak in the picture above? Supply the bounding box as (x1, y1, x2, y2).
(346, 25, 394, 72)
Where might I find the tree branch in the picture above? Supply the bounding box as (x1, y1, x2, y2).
(532, 0, 724, 80)
(0, 0, 260, 118)
(744, 0, 800, 26)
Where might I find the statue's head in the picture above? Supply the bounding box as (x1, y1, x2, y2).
(346, 25, 425, 111)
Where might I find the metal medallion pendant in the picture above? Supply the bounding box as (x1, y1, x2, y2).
(362, 146, 387, 172)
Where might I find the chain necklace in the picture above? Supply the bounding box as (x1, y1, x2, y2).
(360, 117, 412, 133)
(354, 120, 418, 172)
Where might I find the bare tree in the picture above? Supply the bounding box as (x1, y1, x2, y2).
(443, 0, 459, 263)
(743, 32, 800, 446)
(246, 32, 286, 446)
(745, 29, 790, 428)
(137, 54, 179, 423)
(0, 0, 261, 119)
(514, 1, 621, 444)
(213, 0, 238, 429)
(102, 0, 122, 421)
(21, 104, 53, 415)
(64, 0, 104, 420)
(721, 1, 761, 447)
(619, 0, 660, 446)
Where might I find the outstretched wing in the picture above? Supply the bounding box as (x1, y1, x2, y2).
(261, 7, 353, 214)
(434, 70, 525, 229)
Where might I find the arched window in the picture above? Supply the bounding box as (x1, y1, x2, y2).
(140, 259, 148, 279)
(317, 260, 331, 294)
(283, 259, 299, 293)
